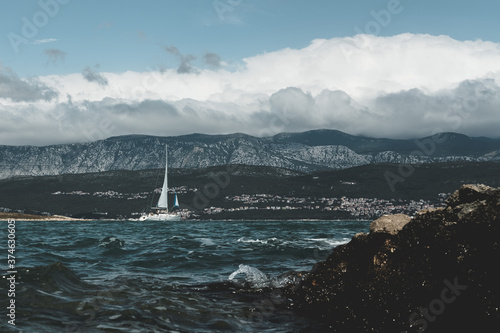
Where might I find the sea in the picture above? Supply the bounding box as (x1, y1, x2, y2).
(1, 219, 370, 333)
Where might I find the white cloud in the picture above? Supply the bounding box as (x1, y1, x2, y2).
(32, 38, 57, 45)
(38, 33, 500, 103)
(3, 33, 500, 145)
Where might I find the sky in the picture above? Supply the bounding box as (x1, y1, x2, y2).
(1, 0, 500, 145)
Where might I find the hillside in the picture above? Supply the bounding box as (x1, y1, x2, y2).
(1, 162, 499, 220)
(1, 130, 499, 179)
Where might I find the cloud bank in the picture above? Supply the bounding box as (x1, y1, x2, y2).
(0, 66, 57, 102)
(2, 34, 500, 145)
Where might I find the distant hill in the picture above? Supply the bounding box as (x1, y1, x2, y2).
(0, 129, 499, 179)
(1, 162, 499, 219)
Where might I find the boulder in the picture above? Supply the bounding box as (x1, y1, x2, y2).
(369, 213, 412, 235)
(446, 183, 494, 208)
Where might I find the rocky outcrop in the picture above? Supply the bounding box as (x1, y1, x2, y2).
(286, 184, 500, 332)
(369, 213, 412, 235)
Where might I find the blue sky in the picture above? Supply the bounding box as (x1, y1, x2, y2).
(1, 0, 500, 145)
(3, 0, 500, 77)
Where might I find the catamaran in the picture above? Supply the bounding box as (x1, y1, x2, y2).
(140, 144, 181, 221)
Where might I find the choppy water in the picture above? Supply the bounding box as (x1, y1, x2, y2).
(1, 219, 370, 332)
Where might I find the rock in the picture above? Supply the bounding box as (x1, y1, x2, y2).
(446, 183, 494, 208)
(352, 232, 367, 239)
(369, 213, 412, 235)
(285, 184, 500, 332)
(99, 236, 125, 248)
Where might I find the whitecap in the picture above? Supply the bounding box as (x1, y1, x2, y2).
(196, 238, 216, 247)
(154, 306, 168, 311)
(228, 264, 269, 288)
(237, 237, 279, 245)
(306, 237, 350, 248)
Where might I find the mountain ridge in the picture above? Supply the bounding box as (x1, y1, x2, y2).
(1, 129, 499, 179)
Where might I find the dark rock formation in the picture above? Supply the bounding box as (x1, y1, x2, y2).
(286, 184, 500, 332)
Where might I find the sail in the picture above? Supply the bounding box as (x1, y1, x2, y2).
(173, 193, 179, 207)
(156, 145, 169, 209)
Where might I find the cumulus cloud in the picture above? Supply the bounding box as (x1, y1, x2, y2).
(369, 79, 498, 139)
(82, 66, 109, 86)
(3, 80, 499, 146)
(3, 33, 500, 145)
(38, 34, 500, 105)
(0, 66, 57, 102)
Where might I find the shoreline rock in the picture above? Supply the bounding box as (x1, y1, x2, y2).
(285, 184, 500, 332)
(369, 213, 412, 235)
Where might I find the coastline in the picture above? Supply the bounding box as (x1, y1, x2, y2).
(0, 212, 373, 222)
(0, 212, 87, 221)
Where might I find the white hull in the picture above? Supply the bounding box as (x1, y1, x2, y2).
(140, 213, 181, 221)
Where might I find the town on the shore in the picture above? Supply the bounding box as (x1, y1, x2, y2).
(14, 185, 452, 220)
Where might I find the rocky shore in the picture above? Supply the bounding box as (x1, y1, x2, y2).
(286, 184, 500, 332)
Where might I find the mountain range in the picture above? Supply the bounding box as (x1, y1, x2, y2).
(1, 129, 499, 179)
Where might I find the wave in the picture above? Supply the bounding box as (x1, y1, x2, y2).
(237, 237, 287, 245)
(6, 261, 314, 332)
(229, 264, 269, 288)
(196, 237, 217, 247)
(99, 236, 125, 248)
(228, 264, 307, 290)
(305, 237, 350, 248)
(15, 262, 91, 293)
(237, 236, 350, 249)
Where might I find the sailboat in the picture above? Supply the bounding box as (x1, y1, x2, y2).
(140, 144, 181, 221)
